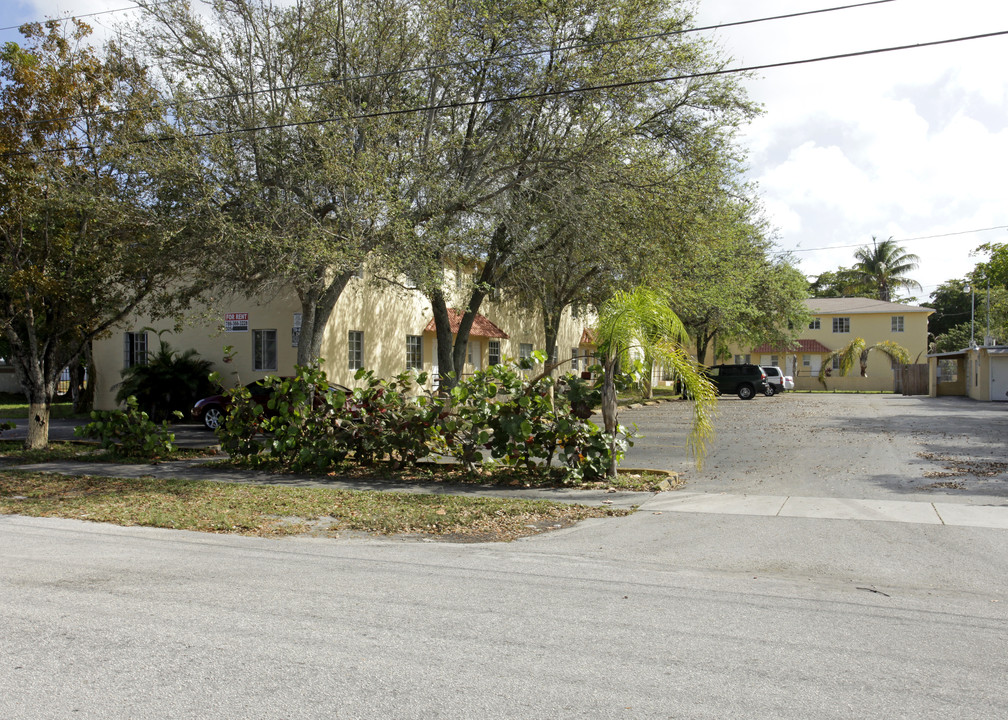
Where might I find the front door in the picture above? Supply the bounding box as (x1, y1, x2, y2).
(991, 356, 1008, 401)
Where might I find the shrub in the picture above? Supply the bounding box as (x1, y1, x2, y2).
(341, 369, 445, 468)
(260, 366, 353, 472)
(214, 383, 269, 460)
(115, 337, 214, 421)
(75, 396, 178, 458)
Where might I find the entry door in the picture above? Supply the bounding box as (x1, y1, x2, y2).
(991, 357, 1008, 401)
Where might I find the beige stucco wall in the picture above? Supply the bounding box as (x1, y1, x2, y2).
(91, 272, 595, 410)
(730, 305, 931, 393)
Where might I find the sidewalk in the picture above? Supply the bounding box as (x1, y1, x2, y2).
(642, 491, 1008, 530)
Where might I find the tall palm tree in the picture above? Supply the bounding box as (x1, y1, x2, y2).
(852, 236, 922, 301)
(595, 286, 717, 476)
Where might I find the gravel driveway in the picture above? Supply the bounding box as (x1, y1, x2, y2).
(622, 393, 1008, 502)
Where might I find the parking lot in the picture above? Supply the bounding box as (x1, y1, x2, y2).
(623, 392, 1008, 502)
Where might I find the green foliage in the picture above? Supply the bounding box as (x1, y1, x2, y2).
(257, 367, 351, 472)
(851, 236, 921, 302)
(115, 336, 214, 421)
(338, 369, 445, 468)
(924, 279, 973, 338)
(933, 323, 974, 353)
(595, 286, 717, 472)
(215, 384, 268, 460)
(74, 396, 178, 458)
(0, 20, 206, 448)
(818, 337, 911, 387)
(215, 361, 625, 483)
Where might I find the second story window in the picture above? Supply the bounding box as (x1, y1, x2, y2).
(891, 316, 904, 332)
(808, 318, 821, 330)
(832, 317, 850, 333)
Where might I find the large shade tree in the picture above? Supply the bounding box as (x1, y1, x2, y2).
(135, 0, 425, 365)
(0, 20, 204, 448)
(396, 0, 758, 388)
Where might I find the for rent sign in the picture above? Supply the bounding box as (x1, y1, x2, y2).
(225, 312, 249, 332)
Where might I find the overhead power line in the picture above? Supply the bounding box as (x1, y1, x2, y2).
(17, 0, 897, 130)
(0, 3, 158, 32)
(786, 225, 1008, 254)
(5, 26, 1008, 158)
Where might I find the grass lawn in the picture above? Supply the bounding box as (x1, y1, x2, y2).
(0, 440, 217, 465)
(0, 470, 630, 542)
(0, 393, 86, 420)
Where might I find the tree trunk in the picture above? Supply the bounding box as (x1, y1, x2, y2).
(26, 401, 50, 450)
(430, 289, 457, 391)
(296, 272, 353, 368)
(71, 340, 95, 413)
(642, 359, 653, 399)
(601, 355, 619, 478)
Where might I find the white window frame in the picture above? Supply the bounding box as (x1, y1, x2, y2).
(519, 343, 533, 360)
(891, 316, 904, 332)
(348, 330, 364, 370)
(253, 329, 278, 372)
(832, 317, 850, 333)
(488, 339, 501, 366)
(809, 318, 821, 330)
(123, 331, 148, 368)
(571, 348, 579, 372)
(406, 335, 423, 369)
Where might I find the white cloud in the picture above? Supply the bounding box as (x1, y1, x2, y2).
(698, 0, 1008, 299)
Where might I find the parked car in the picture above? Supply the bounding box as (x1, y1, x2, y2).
(761, 366, 794, 396)
(192, 379, 349, 430)
(702, 364, 769, 400)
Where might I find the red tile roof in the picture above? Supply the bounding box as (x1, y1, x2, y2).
(424, 309, 509, 339)
(752, 339, 832, 354)
(580, 328, 597, 346)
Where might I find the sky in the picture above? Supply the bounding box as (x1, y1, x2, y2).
(3, 0, 1007, 303)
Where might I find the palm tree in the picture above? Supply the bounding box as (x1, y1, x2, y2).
(817, 337, 911, 387)
(852, 236, 922, 302)
(594, 286, 717, 476)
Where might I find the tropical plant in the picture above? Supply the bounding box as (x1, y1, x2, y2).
(75, 396, 179, 458)
(817, 337, 911, 387)
(594, 286, 717, 476)
(852, 237, 922, 302)
(115, 336, 215, 421)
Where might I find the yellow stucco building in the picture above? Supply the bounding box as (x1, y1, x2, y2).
(90, 270, 596, 410)
(732, 297, 932, 392)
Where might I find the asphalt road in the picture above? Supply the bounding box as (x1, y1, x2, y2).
(2, 394, 1007, 718)
(623, 393, 1008, 501)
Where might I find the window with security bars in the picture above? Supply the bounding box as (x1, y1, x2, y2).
(891, 316, 904, 332)
(832, 317, 850, 333)
(488, 340, 501, 366)
(253, 330, 277, 371)
(123, 332, 148, 368)
(406, 335, 423, 369)
(348, 330, 364, 370)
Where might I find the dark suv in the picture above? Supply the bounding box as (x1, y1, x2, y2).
(702, 364, 769, 400)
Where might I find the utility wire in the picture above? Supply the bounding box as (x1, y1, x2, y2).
(0, 2, 164, 32)
(5, 27, 1007, 158)
(785, 225, 1008, 254)
(18, 0, 895, 129)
